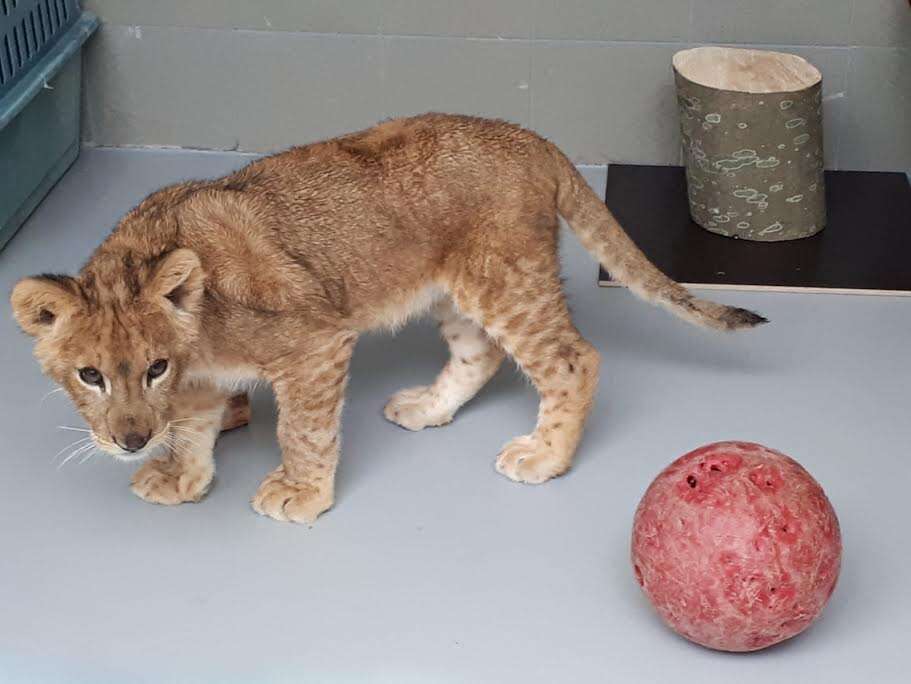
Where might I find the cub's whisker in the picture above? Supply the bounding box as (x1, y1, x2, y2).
(170, 425, 206, 436)
(169, 429, 206, 443)
(40, 387, 65, 404)
(52, 436, 92, 462)
(169, 425, 208, 442)
(58, 442, 95, 470)
(168, 434, 204, 451)
(79, 449, 99, 465)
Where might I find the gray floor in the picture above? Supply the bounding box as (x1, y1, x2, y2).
(1, 149, 909, 684)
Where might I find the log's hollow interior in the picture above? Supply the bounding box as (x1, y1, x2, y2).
(673, 47, 821, 93)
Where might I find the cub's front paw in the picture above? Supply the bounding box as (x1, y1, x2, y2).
(131, 458, 214, 505)
(384, 385, 453, 431)
(251, 466, 333, 524)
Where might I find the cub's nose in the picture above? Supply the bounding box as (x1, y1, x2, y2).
(122, 432, 150, 452)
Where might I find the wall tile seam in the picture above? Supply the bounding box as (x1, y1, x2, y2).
(87, 23, 889, 50)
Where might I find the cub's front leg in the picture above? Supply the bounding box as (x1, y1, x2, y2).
(252, 330, 357, 523)
(131, 389, 250, 505)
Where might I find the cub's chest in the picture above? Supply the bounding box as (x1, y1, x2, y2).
(188, 362, 264, 392)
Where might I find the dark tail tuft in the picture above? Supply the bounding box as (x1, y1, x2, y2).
(721, 306, 769, 330)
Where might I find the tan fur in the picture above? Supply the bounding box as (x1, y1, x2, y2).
(10, 114, 764, 523)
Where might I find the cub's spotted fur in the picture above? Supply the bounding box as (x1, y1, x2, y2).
(11, 114, 765, 523)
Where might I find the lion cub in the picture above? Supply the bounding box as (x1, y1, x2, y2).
(11, 114, 764, 523)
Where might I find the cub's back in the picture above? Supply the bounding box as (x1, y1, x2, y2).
(229, 113, 558, 224)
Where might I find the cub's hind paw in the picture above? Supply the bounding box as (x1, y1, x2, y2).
(495, 435, 571, 484)
(384, 386, 453, 431)
(251, 466, 333, 524)
(131, 458, 214, 505)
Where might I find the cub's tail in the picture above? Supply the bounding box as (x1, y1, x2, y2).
(549, 146, 767, 331)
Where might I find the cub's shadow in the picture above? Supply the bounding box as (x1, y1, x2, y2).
(348, 318, 522, 405)
(337, 320, 531, 489)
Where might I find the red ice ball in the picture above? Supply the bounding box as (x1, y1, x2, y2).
(631, 442, 841, 652)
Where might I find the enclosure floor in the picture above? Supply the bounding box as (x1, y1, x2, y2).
(0, 149, 907, 683)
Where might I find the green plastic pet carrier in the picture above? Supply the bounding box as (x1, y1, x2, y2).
(0, 0, 98, 250)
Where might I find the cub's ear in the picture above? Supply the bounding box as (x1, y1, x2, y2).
(10, 274, 81, 338)
(147, 248, 204, 312)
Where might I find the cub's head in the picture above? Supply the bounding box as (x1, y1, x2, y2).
(11, 249, 205, 461)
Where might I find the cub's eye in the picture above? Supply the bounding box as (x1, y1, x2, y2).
(78, 367, 104, 388)
(147, 359, 169, 384)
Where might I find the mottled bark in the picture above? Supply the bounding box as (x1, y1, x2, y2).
(674, 48, 826, 241)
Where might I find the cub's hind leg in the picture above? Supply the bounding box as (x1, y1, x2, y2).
(449, 241, 600, 484)
(131, 386, 244, 505)
(384, 298, 505, 431)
